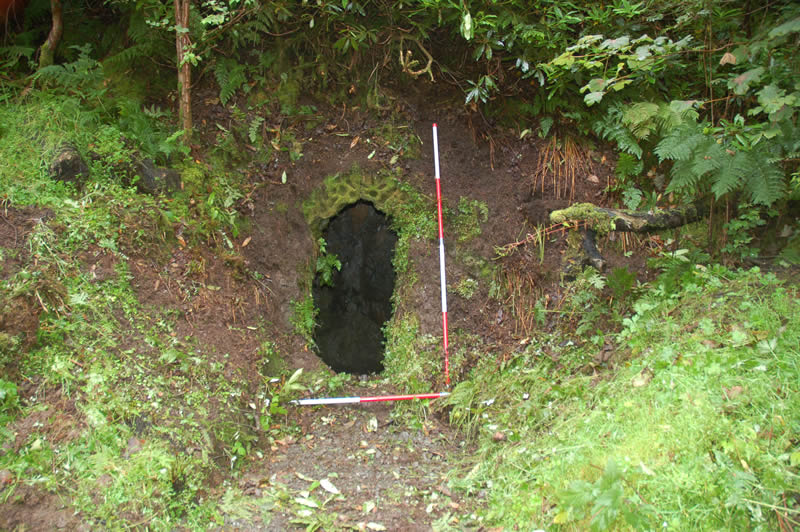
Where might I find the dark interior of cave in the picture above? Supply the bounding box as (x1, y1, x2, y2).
(312, 201, 398, 374)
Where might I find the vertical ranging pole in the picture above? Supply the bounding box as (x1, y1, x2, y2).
(432, 123, 450, 386)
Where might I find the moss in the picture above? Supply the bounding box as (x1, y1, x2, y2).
(550, 202, 616, 234)
(302, 166, 414, 238)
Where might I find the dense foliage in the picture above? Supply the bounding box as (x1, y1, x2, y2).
(3, 1, 798, 222)
(1, 1, 799, 530)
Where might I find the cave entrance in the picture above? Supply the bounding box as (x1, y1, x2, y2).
(312, 201, 398, 374)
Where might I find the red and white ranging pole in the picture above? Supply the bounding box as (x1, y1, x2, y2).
(290, 392, 449, 406)
(432, 123, 450, 386)
(289, 123, 451, 406)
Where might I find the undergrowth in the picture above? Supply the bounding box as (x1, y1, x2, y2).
(0, 91, 272, 527)
(443, 264, 800, 530)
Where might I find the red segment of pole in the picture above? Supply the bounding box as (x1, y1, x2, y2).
(432, 123, 450, 386)
(435, 179, 444, 239)
(360, 392, 449, 403)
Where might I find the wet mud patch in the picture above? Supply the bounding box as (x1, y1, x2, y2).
(313, 202, 397, 374)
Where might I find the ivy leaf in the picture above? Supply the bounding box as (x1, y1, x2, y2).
(460, 12, 473, 41)
(728, 67, 765, 95)
(600, 36, 630, 50)
(584, 92, 605, 106)
(757, 84, 796, 116)
(768, 16, 800, 38)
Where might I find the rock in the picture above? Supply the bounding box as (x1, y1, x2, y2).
(50, 143, 90, 187)
(131, 158, 180, 196)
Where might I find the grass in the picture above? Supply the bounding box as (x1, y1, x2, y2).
(0, 91, 281, 527)
(442, 263, 800, 530)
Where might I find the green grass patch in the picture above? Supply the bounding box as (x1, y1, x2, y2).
(445, 265, 800, 530)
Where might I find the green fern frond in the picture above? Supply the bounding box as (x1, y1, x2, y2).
(214, 58, 248, 106)
(615, 152, 643, 179)
(623, 102, 659, 139)
(665, 158, 703, 194)
(710, 150, 749, 198)
(595, 107, 643, 158)
(743, 155, 786, 205)
(690, 138, 726, 177)
(653, 100, 698, 135)
(654, 124, 704, 162)
(104, 44, 152, 70)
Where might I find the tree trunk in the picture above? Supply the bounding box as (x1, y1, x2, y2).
(174, 0, 192, 143)
(38, 0, 62, 68)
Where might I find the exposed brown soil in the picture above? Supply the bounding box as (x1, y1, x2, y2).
(0, 80, 648, 530)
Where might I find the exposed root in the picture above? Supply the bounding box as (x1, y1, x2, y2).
(533, 136, 593, 201)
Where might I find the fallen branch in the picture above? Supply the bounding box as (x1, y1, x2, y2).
(550, 201, 708, 234)
(549, 201, 709, 273)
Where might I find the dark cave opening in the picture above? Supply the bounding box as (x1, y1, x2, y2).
(312, 201, 398, 374)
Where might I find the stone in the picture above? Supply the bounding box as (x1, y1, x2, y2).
(49, 143, 90, 187)
(131, 158, 180, 195)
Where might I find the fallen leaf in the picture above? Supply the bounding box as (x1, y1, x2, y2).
(295, 496, 319, 508)
(241, 236, 251, 248)
(295, 471, 314, 482)
(366, 523, 387, 531)
(587, 174, 600, 184)
(350, 136, 360, 148)
(320, 478, 340, 494)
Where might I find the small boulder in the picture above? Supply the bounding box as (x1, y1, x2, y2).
(49, 143, 90, 187)
(131, 158, 180, 195)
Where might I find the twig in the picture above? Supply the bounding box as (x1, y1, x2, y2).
(34, 289, 49, 313)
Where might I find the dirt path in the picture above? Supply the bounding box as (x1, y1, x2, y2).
(222, 381, 478, 531)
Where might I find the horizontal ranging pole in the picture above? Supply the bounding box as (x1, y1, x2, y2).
(289, 392, 450, 406)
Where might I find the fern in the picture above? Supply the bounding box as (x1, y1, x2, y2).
(666, 158, 703, 194)
(654, 123, 704, 162)
(214, 58, 248, 106)
(595, 106, 643, 158)
(710, 150, 748, 199)
(104, 44, 153, 70)
(690, 137, 726, 177)
(623, 102, 659, 140)
(616, 152, 643, 179)
(743, 149, 785, 205)
(32, 45, 105, 101)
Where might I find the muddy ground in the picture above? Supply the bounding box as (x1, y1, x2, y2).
(0, 79, 651, 530)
